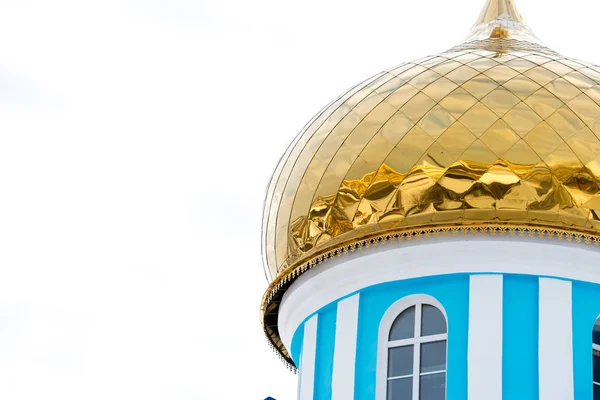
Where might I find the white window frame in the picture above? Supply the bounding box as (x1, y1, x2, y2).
(375, 294, 448, 400)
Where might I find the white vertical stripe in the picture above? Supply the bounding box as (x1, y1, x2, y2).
(299, 314, 318, 400)
(468, 274, 503, 400)
(332, 294, 360, 400)
(539, 278, 573, 400)
(413, 303, 422, 400)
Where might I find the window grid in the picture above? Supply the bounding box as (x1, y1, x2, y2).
(388, 374, 413, 381)
(386, 302, 447, 400)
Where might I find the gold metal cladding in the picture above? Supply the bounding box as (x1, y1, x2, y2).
(261, 0, 600, 368)
(262, 224, 600, 370)
(263, 47, 600, 282)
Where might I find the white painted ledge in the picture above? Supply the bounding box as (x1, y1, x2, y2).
(278, 236, 600, 352)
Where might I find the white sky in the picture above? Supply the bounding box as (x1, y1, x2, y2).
(0, 0, 598, 399)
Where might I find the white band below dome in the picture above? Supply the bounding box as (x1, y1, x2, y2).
(278, 235, 600, 353)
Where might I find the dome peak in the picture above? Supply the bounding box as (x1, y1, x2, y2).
(474, 0, 524, 26)
(463, 0, 544, 46)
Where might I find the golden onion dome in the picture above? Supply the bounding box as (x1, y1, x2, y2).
(261, 0, 600, 366)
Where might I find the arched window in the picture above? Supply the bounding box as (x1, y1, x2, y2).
(377, 296, 447, 400)
(593, 318, 600, 398)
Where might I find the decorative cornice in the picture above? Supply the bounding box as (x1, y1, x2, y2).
(261, 223, 600, 371)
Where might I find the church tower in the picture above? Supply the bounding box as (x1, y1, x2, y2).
(260, 0, 600, 398)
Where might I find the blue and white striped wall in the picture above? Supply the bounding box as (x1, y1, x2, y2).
(280, 238, 600, 400)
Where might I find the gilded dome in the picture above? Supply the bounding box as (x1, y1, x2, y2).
(261, 0, 600, 365)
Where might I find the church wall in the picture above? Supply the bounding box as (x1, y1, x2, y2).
(292, 274, 469, 399)
(353, 274, 469, 400)
(291, 273, 600, 399)
(282, 239, 600, 399)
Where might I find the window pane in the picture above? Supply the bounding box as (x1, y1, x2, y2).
(387, 377, 412, 400)
(420, 372, 445, 400)
(594, 353, 600, 384)
(390, 306, 415, 341)
(594, 320, 600, 345)
(421, 305, 446, 336)
(421, 341, 446, 373)
(388, 345, 414, 378)
(594, 382, 600, 400)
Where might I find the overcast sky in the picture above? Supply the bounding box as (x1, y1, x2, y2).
(0, 0, 599, 399)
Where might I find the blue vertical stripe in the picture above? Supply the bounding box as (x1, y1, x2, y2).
(354, 290, 378, 400)
(291, 321, 305, 368)
(502, 274, 538, 400)
(353, 274, 469, 400)
(314, 304, 337, 400)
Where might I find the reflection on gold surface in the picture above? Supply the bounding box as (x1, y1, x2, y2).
(264, 47, 600, 281)
(260, 0, 600, 368)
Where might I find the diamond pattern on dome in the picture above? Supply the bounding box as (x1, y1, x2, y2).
(524, 87, 562, 119)
(459, 102, 500, 136)
(568, 128, 600, 165)
(546, 78, 582, 102)
(418, 105, 456, 138)
(484, 65, 520, 84)
(400, 92, 437, 122)
(503, 75, 541, 100)
(524, 66, 558, 86)
(546, 106, 586, 140)
(262, 48, 600, 279)
(439, 88, 479, 118)
(568, 94, 600, 124)
(445, 65, 480, 85)
(462, 73, 500, 99)
(482, 87, 521, 116)
(480, 120, 520, 156)
(502, 102, 542, 136)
